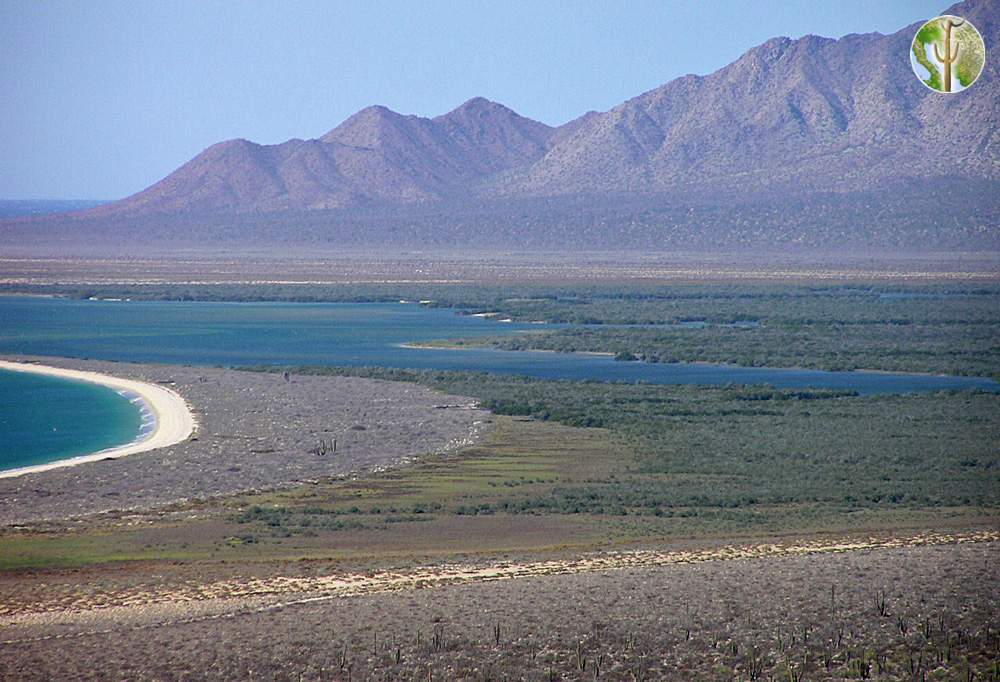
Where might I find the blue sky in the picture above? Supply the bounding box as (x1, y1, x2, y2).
(2, 0, 947, 199)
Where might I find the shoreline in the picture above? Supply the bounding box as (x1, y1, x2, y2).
(398, 341, 614, 357)
(401, 342, 998, 381)
(0, 359, 196, 479)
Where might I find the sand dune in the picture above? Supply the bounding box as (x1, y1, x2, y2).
(0, 359, 196, 478)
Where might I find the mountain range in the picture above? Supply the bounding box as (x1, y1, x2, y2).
(4, 0, 998, 253)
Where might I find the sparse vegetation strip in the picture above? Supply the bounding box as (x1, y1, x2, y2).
(3, 529, 995, 624)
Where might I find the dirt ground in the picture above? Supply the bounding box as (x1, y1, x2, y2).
(1, 532, 997, 681)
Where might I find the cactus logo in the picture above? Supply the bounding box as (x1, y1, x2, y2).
(910, 15, 985, 93)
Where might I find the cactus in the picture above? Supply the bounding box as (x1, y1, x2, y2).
(933, 17, 964, 92)
(873, 589, 889, 617)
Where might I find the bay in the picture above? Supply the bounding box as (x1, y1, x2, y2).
(0, 369, 143, 471)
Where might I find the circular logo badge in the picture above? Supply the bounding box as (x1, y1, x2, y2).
(910, 15, 985, 93)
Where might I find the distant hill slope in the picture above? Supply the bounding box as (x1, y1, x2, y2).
(85, 97, 556, 215)
(495, 0, 998, 199)
(4, 0, 998, 253)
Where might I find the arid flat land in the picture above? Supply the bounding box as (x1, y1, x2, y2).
(1, 361, 997, 679)
(1, 252, 998, 288)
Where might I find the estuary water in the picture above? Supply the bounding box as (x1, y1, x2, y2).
(1, 296, 997, 394)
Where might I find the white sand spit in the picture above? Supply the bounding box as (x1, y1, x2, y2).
(0, 359, 195, 478)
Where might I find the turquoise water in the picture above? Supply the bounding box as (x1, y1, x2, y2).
(0, 369, 144, 471)
(2, 295, 997, 472)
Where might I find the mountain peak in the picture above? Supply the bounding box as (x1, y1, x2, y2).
(208, 138, 260, 151)
(436, 97, 530, 124)
(354, 104, 397, 117)
(320, 105, 407, 145)
(455, 96, 502, 111)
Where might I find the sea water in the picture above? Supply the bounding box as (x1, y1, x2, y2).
(0, 369, 143, 472)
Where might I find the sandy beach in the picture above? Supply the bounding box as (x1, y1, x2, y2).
(0, 359, 196, 479)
